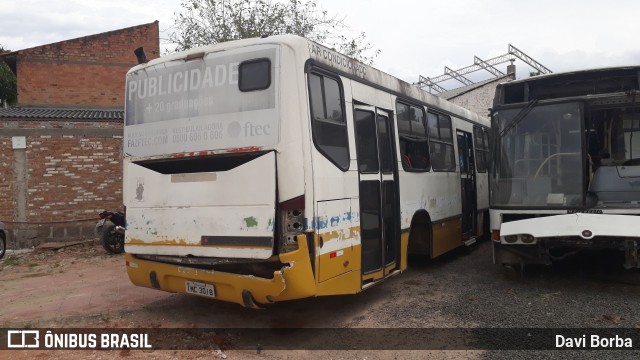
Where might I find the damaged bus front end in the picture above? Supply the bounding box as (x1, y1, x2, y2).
(490, 66, 640, 269)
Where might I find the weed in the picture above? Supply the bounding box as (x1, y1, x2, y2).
(3, 256, 22, 266)
(99, 312, 110, 323)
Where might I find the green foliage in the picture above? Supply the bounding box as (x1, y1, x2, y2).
(170, 0, 380, 64)
(0, 45, 17, 105)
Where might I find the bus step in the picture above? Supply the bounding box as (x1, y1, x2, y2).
(362, 280, 381, 291)
(361, 270, 401, 290)
(464, 237, 477, 246)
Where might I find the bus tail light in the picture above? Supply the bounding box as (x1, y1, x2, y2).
(279, 196, 304, 254)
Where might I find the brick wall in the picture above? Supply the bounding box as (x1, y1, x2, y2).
(14, 21, 159, 108)
(0, 121, 123, 247)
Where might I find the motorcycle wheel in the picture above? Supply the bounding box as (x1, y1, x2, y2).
(101, 224, 125, 254)
(0, 232, 5, 259)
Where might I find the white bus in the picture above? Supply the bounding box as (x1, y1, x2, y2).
(490, 66, 640, 270)
(123, 35, 489, 308)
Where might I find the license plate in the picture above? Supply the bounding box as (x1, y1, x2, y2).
(185, 281, 216, 298)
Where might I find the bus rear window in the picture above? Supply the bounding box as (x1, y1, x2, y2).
(239, 58, 271, 91)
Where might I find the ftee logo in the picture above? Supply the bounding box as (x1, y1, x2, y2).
(7, 330, 39, 348)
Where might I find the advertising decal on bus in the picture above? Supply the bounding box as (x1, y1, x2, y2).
(124, 47, 279, 157)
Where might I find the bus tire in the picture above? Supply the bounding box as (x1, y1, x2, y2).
(408, 212, 432, 259)
(501, 263, 524, 279)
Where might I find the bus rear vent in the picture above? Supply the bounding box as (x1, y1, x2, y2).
(134, 152, 268, 174)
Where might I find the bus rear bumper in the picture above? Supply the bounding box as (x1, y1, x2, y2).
(124, 235, 316, 308)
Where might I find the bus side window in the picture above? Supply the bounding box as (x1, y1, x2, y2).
(428, 111, 456, 171)
(308, 72, 350, 171)
(396, 101, 430, 171)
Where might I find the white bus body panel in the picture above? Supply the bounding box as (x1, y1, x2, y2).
(500, 213, 640, 243)
(125, 152, 276, 259)
(398, 172, 462, 228)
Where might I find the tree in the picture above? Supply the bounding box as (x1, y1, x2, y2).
(0, 45, 17, 106)
(169, 0, 380, 64)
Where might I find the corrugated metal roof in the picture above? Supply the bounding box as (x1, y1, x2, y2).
(0, 107, 123, 121)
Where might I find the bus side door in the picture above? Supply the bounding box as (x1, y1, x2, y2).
(354, 105, 400, 281)
(456, 129, 477, 238)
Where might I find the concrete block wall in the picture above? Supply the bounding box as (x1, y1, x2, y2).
(447, 81, 502, 119)
(445, 74, 515, 120)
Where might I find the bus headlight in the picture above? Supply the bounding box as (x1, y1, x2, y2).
(520, 234, 536, 243)
(279, 196, 304, 253)
(503, 234, 535, 244)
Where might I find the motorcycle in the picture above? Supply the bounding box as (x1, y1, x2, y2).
(96, 210, 126, 254)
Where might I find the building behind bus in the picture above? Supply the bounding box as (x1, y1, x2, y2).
(0, 22, 159, 248)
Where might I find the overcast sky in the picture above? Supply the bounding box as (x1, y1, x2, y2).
(2, 0, 639, 91)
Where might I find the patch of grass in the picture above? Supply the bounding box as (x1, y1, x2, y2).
(3, 256, 22, 266)
(99, 312, 110, 323)
(28, 263, 39, 268)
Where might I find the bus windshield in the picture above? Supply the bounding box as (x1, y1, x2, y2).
(491, 102, 583, 207)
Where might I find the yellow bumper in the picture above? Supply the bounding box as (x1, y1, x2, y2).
(125, 234, 316, 308)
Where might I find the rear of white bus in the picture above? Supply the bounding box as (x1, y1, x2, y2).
(122, 38, 315, 308)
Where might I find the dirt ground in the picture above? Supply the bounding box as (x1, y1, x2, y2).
(1, 242, 167, 326)
(3, 239, 640, 359)
(0, 240, 486, 359)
